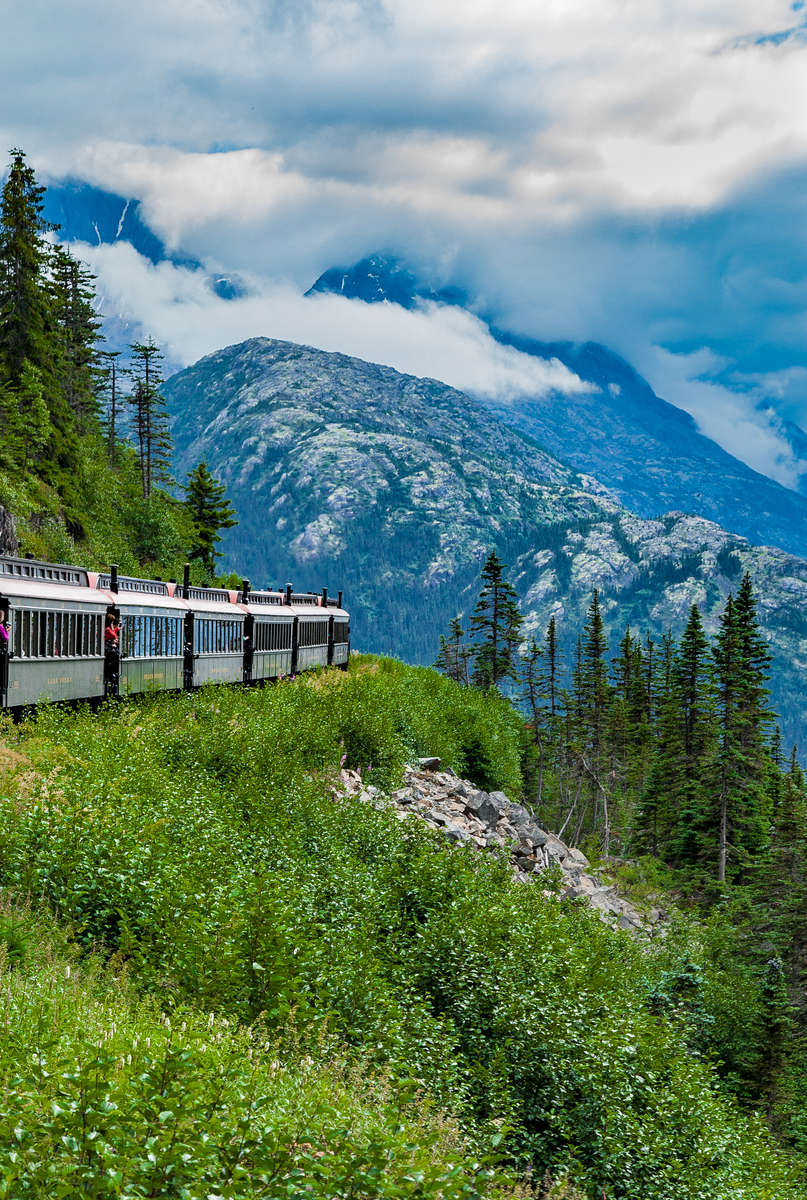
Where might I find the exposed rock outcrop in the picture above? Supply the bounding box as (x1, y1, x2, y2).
(0, 505, 18, 556)
(337, 759, 664, 935)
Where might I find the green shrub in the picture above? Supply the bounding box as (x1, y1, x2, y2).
(0, 661, 802, 1199)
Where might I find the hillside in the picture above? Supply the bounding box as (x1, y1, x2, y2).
(0, 660, 803, 1199)
(309, 254, 807, 555)
(164, 337, 807, 743)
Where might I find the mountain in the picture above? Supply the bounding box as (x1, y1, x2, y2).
(42, 180, 198, 269)
(164, 337, 807, 744)
(308, 255, 807, 558)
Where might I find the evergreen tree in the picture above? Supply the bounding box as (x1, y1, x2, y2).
(709, 582, 774, 883)
(128, 339, 173, 498)
(0, 149, 51, 387)
(545, 615, 559, 718)
(19, 360, 49, 472)
(98, 349, 122, 458)
(184, 461, 238, 576)
(49, 245, 101, 431)
(434, 616, 471, 685)
(469, 551, 523, 690)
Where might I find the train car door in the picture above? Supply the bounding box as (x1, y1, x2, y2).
(0, 594, 9, 708)
(183, 611, 195, 690)
(243, 612, 254, 683)
(103, 605, 121, 699)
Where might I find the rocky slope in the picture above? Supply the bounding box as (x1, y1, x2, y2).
(165, 335, 619, 658)
(339, 758, 661, 934)
(309, 254, 807, 556)
(164, 337, 807, 742)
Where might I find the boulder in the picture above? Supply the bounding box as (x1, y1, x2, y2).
(565, 846, 590, 869)
(418, 756, 442, 770)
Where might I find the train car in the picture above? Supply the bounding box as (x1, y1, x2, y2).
(289, 590, 332, 672)
(97, 571, 186, 695)
(0, 553, 349, 712)
(185, 584, 246, 687)
(0, 555, 109, 708)
(328, 597, 351, 668)
(238, 586, 294, 682)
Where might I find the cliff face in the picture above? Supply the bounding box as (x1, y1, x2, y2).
(0, 506, 18, 556)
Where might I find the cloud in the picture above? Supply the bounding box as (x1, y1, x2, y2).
(77, 240, 589, 401)
(5, 0, 807, 484)
(634, 345, 805, 488)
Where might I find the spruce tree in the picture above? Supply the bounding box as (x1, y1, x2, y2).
(185, 461, 238, 576)
(434, 616, 471, 685)
(128, 339, 173, 498)
(50, 246, 101, 431)
(708, 581, 774, 883)
(98, 349, 122, 458)
(0, 149, 51, 387)
(469, 551, 523, 690)
(545, 615, 559, 717)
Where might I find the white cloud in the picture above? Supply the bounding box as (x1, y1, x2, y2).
(636, 345, 806, 487)
(78, 240, 589, 401)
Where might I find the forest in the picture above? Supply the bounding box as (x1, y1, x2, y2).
(0, 149, 234, 580)
(437, 550, 807, 1156)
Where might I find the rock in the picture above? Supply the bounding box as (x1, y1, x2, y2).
(337, 759, 664, 936)
(508, 803, 534, 829)
(487, 791, 510, 812)
(418, 756, 442, 770)
(543, 835, 568, 864)
(476, 796, 504, 826)
(444, 822, 470, 843)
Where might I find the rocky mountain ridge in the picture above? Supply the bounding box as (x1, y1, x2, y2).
(164, 336, 807, 743)
(309, 254, 807, 555)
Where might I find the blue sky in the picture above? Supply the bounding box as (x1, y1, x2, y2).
(4, 0, 807, 484)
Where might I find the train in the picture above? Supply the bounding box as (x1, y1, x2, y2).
(0, 554, 350, 711)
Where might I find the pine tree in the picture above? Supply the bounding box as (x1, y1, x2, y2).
(98, 349, 122, 458)
(707, 581, 775, 883)
(0, 149, 51, 387)
(128, 339, 173, 498)
(185, 461, 238, 576)
(545, 615, 559, 718)
(19, 360, 49, 472)
(49, 245, 101, 431)
(434, 616, 471, 685)
(469, 551, 523, 690)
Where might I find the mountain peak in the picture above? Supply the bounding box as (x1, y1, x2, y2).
(306, 253, 467, 310)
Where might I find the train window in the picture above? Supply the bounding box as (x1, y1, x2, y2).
(10, 609, 105, 658)
(333, 622, 350, 644)
(253, 620, 293, 652)
(298, 619, 327, 648)
(194, 617, 243, 654)
(120, 614, 183, 658)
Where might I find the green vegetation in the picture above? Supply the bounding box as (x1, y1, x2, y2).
(439, 558, 807, 1168)
(0, 149, 235, 583)
(0, 659, 804, 1197)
